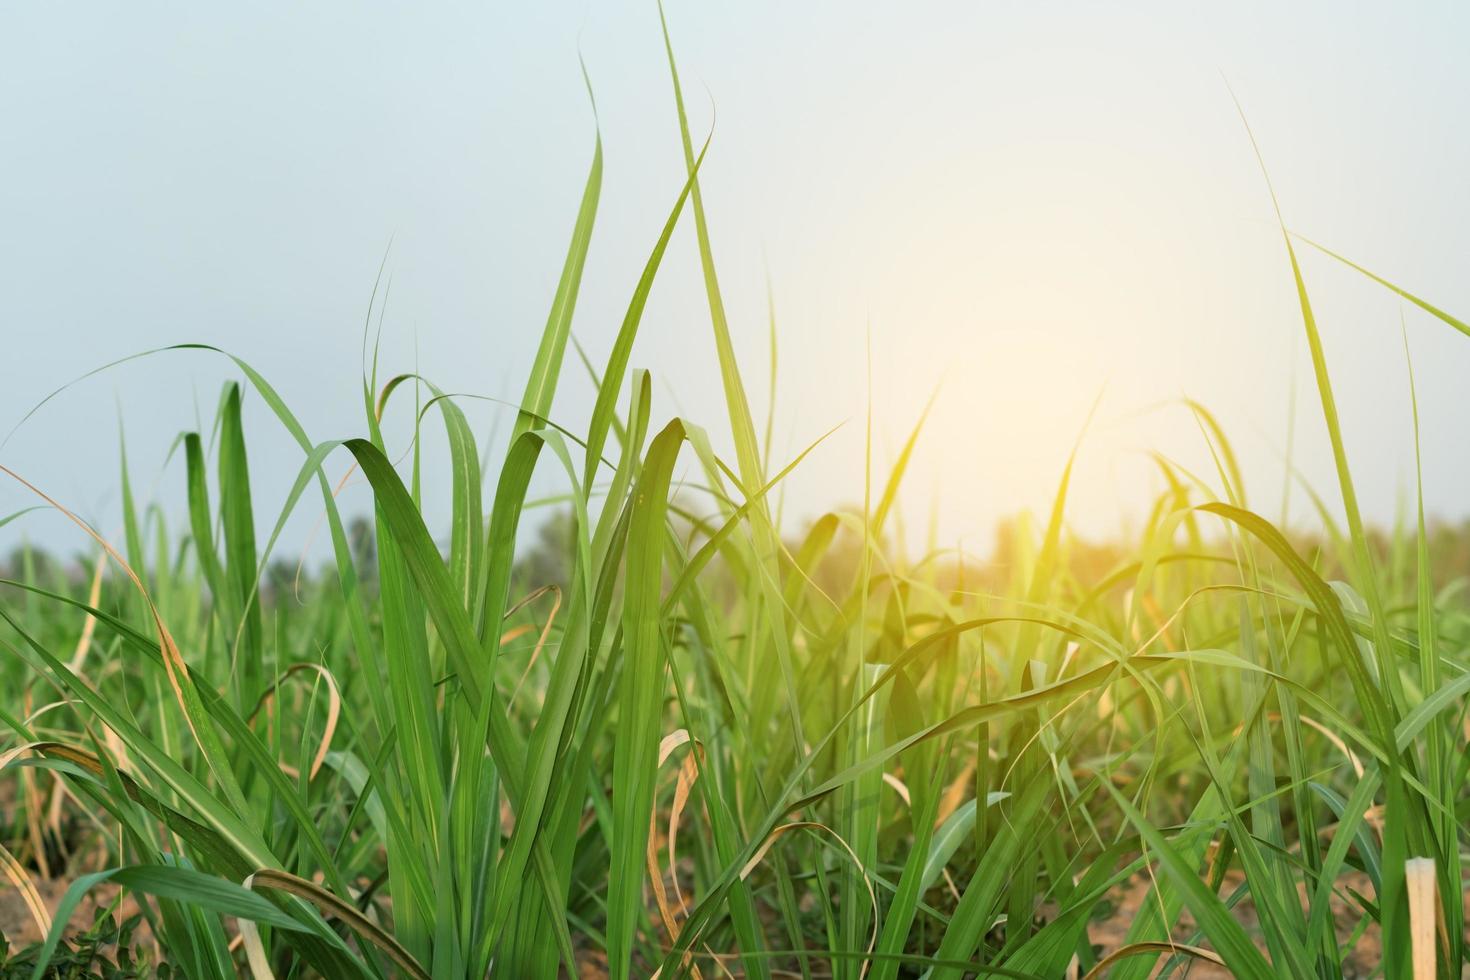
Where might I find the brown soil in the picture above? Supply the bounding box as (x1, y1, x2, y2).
(1084, 869, 1387, 978)
(2, 842, 1451, 977)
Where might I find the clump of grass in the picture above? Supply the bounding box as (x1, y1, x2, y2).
(3, 11, 1469, 980)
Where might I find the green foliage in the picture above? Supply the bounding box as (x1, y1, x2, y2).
(1, 15, 1468, 980)
(0, 908, 162, 979)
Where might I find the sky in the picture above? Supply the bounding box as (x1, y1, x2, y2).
(2, 2, 1469, 564)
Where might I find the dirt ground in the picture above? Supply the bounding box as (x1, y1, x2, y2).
(1082, 868, 1387, 979)
(0, 859, 1445, 976)
(0, 876, 121, 947)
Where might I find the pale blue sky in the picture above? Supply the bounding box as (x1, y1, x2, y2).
(3, 2, 1469, 560)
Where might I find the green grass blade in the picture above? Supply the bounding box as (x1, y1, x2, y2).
(607, 419, 685, 979)
(1294, 236, 1470, 338)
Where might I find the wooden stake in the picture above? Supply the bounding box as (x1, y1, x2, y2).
(1405, 857, 1438, 980)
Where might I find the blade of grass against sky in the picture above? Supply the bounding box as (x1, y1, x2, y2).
(1234, 97, 1434, 974)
